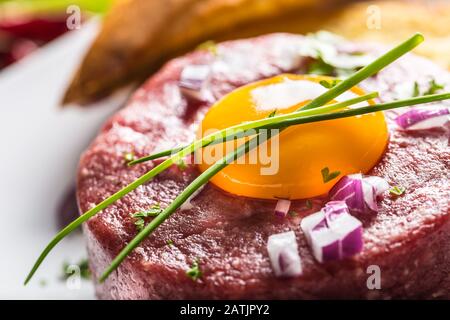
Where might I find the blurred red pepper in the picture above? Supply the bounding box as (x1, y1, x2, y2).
(0, 16, 70, 69)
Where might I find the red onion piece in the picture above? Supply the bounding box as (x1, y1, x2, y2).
(329, 174, 389, 213)
(395, 107, 450, 131)
(301, 201, 363, 263)
(267, 231, 302, 277)
(274, 199, 291, 218)
(178, 65, 213, 102)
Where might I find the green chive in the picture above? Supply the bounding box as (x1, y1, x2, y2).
(24, 33, 427, 285)
(268, 109, 278, 118)
(99, 132, 271, 282)
(197, 40, 218, 56)
(129, 92, 378, 166)
(308, 57, 335, 75)
(131, 204, 163, 231)
(424, 78, 445, 95)
(321, 167, 341, 183)
(186, 260, 202, 281)
(319, 79, 341, 89)
(389, 186, 406, 196)
(413, 82, 420, 97)
(301, 33, 424, 111)
(98, 93, 450, 281)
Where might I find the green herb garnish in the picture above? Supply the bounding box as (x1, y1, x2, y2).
(176, 159, 188, 171)
(424, 79, 445, 95)
(288, 211, 298, 217)
(186, 259, 202, 281)
(26, 33, 447, 286)
(389, 186, 406, 196)
(128, 93, 378, 165)
(308, 57, 335, 75)
(413, 82, 420, 97)
(197, 40, 218, 56)
(319, 79, 342, 89)
(268, 109, 278, 118)
(167, 239, 174, 247)
(321, 167, 341, 183)
(132, 204, 163, 231)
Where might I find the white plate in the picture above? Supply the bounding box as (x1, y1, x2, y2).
(0, 20, 131, 299)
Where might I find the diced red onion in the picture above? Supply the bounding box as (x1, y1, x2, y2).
(267, 231, 302, 277)
(178, 64, 213, 102)
(301, 201, 363, 263)
(179, 64, 210, 89)
(329, 174, 389, 213)
(274, 199, 291, 218)
(395, 107, 450, 131)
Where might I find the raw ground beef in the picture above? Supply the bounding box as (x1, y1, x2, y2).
(77, 33, 450, 299)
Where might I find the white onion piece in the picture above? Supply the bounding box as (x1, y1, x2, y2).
(267, 231, 302, 277)
(300, 31, 375, 70)
(301, 201, 363, 263)
(274, 199, 291, 218)
(395, 108, 450, 131)
(329, 174, 389, 213)
(179, 65, 210, 89)
(178, 65, 211, 102)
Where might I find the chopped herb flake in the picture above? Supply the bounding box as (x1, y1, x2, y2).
(321, 167, 341, 183)
(424, 79, 445, 95)
(389, 186, 406, 196)
(186, 259, 202, 281)
(308, 58, 335, 76)
(288, 211, 298, 217)
(167, 239, 174, 247)
(319, 79, 342, 89)
(197, 40, 218, 56)
(132, 204, 163, 231)
(268, 109, 278, 118)
(412, 82, 420, 97)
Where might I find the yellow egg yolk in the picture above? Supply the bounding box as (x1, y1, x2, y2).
(197, 74, 388, 200)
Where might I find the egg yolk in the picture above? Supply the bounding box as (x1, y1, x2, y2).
(197, 74, 388, 200)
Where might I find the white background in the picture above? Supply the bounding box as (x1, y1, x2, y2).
(0, 20, 130, 299)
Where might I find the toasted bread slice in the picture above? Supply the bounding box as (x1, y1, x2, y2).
(63, 0, 450, 105)
(62, 0, 335, 105)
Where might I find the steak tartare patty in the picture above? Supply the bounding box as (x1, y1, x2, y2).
(77, 33, 450, 299)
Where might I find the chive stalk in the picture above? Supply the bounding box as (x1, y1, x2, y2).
(99, 132, 270, 282)
(24, 33, 425, 285)
(99, 34, 432, 280)
(128, 92, 378, 165)
(99, 91, 450, 281)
